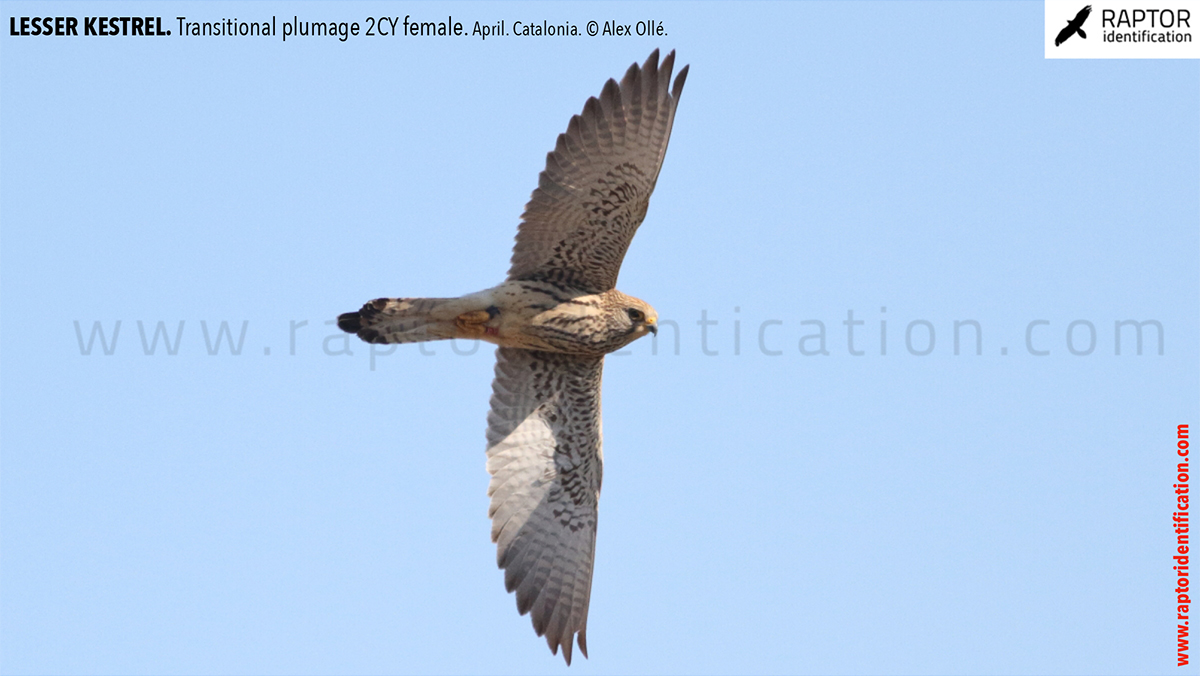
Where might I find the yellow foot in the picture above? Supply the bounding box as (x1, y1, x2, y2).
(456, 310, 492, 326)
(455, 307, 499, 338)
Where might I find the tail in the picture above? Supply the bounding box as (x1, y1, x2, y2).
(338, 297, 460, 344)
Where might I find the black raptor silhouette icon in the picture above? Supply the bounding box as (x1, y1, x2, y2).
(1055, 5, 1092, 46)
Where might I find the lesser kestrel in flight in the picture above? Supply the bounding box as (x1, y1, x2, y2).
(338, 49, 688, 664)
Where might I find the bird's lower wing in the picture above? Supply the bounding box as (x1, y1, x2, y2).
(486, 347, 604, 665)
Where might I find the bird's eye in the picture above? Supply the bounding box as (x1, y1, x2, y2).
(626, 308, 645, 323)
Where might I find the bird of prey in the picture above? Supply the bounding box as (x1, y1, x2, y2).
(338, 50, 688, 664)
(1055, 5, 1092, 46)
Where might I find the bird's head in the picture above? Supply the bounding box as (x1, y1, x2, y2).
(622, 298, 659, 338)
(598, 290, 658, 351)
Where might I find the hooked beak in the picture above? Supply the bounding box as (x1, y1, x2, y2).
(647, 320, 658, 335)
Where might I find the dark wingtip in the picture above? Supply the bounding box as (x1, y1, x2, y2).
(673, 63, 689, 100)
(337, 312, 361, 333)
(644, 48, 660, 71)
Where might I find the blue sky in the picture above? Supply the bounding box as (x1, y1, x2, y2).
(2, 1, 1197, 674)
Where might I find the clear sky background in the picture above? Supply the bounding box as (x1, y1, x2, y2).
(2, 2, 1197, 674)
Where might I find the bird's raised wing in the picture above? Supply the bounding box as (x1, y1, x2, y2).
(507, 49, 689, 294)
(486, 347, 605, 664)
